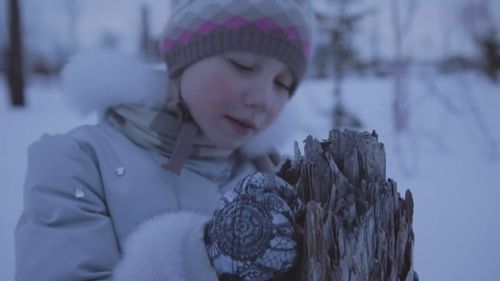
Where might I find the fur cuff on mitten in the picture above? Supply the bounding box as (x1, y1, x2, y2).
(112, 212, 219, 281)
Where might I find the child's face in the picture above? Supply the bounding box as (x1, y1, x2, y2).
(180, 51, 293, 149)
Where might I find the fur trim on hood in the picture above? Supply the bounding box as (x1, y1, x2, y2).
(61, 48, 301, 157)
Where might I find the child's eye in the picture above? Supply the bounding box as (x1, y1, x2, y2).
(274, 81, 292, 94)
(228, 59, 254, 72)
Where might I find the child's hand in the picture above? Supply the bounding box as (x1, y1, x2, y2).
(204, 172, 304, 281)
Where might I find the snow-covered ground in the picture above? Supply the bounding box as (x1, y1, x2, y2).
(1, 69, 499, 281)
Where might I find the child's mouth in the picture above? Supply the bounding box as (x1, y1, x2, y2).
(225, 116, 257, 136)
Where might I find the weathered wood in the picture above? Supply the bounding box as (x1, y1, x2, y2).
(279, 129, 416, 281)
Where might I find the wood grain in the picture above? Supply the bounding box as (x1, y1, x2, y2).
(278, 129, 416, 281)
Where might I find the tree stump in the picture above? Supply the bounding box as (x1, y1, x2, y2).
(278, 129, 416, 281)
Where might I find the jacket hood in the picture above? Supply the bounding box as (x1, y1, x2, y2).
(60, 48, 301, 157)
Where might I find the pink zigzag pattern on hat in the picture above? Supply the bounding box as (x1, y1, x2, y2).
(225, 16, 249, 29)
(198, 21, 218, 34)
(161, 16, 309, 56)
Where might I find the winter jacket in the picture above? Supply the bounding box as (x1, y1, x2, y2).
(15, 120, 256, 281)
(15, 50, 299, 281)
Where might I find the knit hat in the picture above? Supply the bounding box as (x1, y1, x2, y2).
(159, 0, 315, 89)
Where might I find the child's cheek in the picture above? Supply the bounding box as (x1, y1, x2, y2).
(210, 72, 238, 104)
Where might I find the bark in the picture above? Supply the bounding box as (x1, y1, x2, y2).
(278, 129, 416, 281)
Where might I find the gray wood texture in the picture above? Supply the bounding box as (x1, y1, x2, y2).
(278, 129, 416, 281)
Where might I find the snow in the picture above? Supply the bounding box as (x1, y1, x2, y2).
(1, 67, 499, 281)
(74, 187, 85, 199)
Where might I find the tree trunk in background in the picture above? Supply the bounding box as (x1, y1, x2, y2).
(140, 5, 156, 61)
(65, 0, 80, 53)
(389, 0, 417, 134)
(7, 0, 25, 107)
(277, 129, 416, 281)
(390, 0, 407, 134)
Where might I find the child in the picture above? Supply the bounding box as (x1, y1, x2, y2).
(15, 0, 315, 280)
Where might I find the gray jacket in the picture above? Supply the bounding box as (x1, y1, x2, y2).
(15, 121, 257, 281)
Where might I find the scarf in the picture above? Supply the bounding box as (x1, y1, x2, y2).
(107, 104, 281, 176)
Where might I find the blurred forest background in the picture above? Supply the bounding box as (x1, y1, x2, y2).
(1, 0, 499, 132)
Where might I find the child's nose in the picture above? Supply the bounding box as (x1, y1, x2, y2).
(243, 84, 273, 112)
